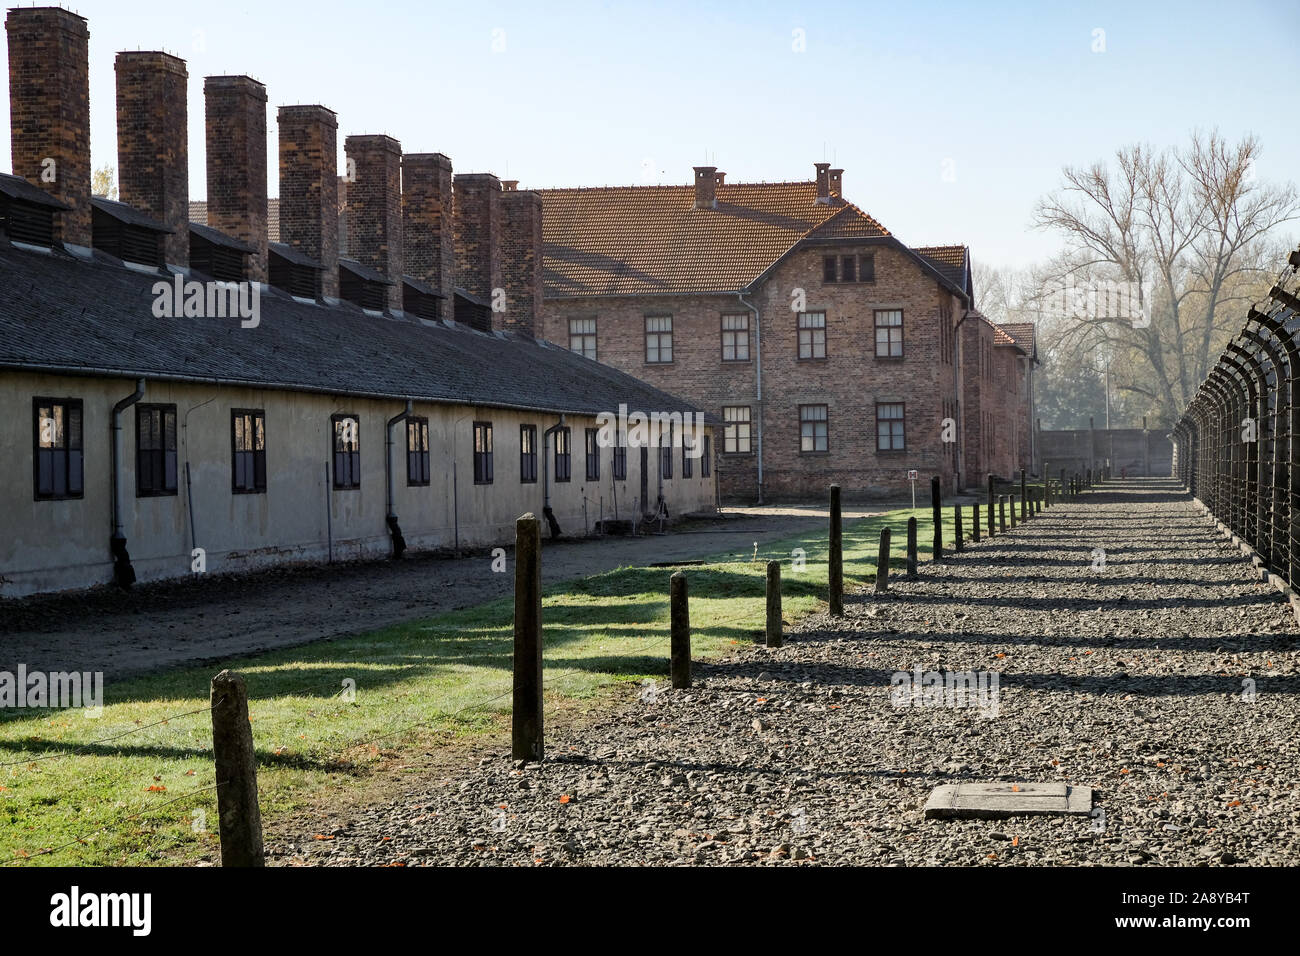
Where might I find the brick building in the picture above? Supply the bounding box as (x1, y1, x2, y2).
(537, 164, 1035, 500)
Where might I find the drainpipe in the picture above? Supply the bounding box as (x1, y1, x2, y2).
(738, 290, 763, 503)
(385, 400, 413, 558)
(110, 378, 146, 587)
(542, 416, 565, 538)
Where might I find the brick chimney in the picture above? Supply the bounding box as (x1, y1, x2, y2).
(714, 171, 726, 186)
(693, 166, 717, 209)
(402, 152, 455, 300)
(453, 172, 502, 305)
(500, 188, 543, 336)
(344, 134, 403, 311)
(6, 7, 91, 248)
(205, 75, 268, 282)
(115, 52, 189, 266)
(829, 168, 843, 199)
(814, 163, 831, 204)
(278, 105, 339, 298)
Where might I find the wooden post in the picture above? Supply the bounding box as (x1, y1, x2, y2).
(670, 572, 690, 688)
(875, 527, 891, 592)
(512, 513, 543, 762)
(972, 503, 981, 542)
(1010, 495, 1018, 528)
(906, 517, 918, 578)
(931, 475, 943, 559)
(1020, 469, 1028, 521)
(987, 473, 995, 537)
(999, 496, 1007, 532)
(765, 560, 782, 648)
(953, 503, 964, 551)
(828, 485, 844, 616)
(210, 670, 264, 867)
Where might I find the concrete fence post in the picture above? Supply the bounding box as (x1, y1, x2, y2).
(875, 527, 891, 592)
(987, 473, 996, 537)
(828, 485, 844, 616)
(765, 560, 782, 648)
(972, 503, 981, 542)
(670, 571, 690, 688)
(512, 513, 544, 762)
(906, 516, 918, 578)
(931, 475, 943, 559)
(1020, 468, 1028, 521)
(999, 496, 1007, 533)
(210, 670, 265, 867)
(954, 503, 964, 551)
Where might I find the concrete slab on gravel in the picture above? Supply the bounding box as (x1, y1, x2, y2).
(924, 782, 1093, 819)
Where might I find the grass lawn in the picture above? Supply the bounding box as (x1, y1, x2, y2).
(0, 502, 975, 866)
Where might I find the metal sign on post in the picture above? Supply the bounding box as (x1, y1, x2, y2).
(908, 469, 918, 512)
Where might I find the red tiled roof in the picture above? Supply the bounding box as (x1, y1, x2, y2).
(997, 321, 1037, 357)
(537, 181, 889, 298)
(188, 199, 281, 243)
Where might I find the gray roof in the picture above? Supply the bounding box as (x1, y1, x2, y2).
(0, 240, 709, 421)
(0, 172, 69, 210)
(91, 196, 169, 232)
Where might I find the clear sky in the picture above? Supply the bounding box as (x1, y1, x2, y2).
(2, 0, 1296, 267)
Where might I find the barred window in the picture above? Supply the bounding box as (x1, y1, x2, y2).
(661, 422, 673, 479)
(138, 404, 178, 496)
(555, 426, 571, 482)
(568, 318, 597, 360)
(332, 414, 361, 489)
(721, 314, 750, 361)
(875, 309, 903, 358)
(473, 421, 494, 484)
(585, 427, 600, 481)
(701, 435, 712, 477)
(406, 417, 430, 486)
(233, 409, 267, 493)
(798, 311, 826, 359)
(645, 315, 673, 363)
(800, 405, 828, 453)
(520, 424, 538, 483)
(613, 430, 627, 480)
(723, 406, 752, 454)
(877, 402, 905, 451)
(33, 398, 83, 500)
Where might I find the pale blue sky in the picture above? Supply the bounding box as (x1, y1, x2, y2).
(2, 0, 1296, 266)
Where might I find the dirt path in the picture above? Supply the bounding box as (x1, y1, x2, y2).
(0, 506, 886, 680)
(283, 478, 1300, 867)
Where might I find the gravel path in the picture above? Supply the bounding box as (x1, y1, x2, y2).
(280, 478, 1300, 867)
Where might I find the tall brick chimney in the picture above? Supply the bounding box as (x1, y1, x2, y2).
(205, 75, 268, 282)
(344, 134, 403, 311)
(115, 52, 189, 266)
(454, 172, 502, 306)
(500, 188, 543, 336)
(829, 168, 843, 199)
(693, 166, 717, 209)
(6, 7, 91, 248)
(814, 163, 831, 204)
(402, 153, 455, 301)
(279, 105, 339, 299)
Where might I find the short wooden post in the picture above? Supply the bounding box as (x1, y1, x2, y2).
(210, 669, 264, 867)
(906, 516, 918, 579)
(1010, 495, 1018, 528)
(953, 503, 964, 551)
(765, 560, 782, 648)
(512, 513, 543, 762)
(828, 484, 844, 616)
(669, 572, 690, 688)
(986, 474, 996, 537)
(931, 475, 943, 559)
(972, 503, 981, 542)
(875, 527, 891, 592)
(1020, 469, 1028, 521)
(999, 495, 1007, 532)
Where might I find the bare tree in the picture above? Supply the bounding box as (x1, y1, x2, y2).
(1031, 130, 1298, 425)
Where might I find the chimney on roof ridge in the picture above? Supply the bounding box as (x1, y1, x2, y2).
(829, 168, 843, 199)
(6, 7, 91, 248)
(344, 134, 403, 311)
(814, 162, 831, 204)
(278, 104, 339, 299)
(454, 172, 502, 306)
(501, 180, 519, 191)
(714, 171, 726, 186)
(500, 187, 543, 337)
(402, 152, 455, 303)
(693, 166, 717, 209)
(116, 52, 189, 267)
(205, 75, 269, 282)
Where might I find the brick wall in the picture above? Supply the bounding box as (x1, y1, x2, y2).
(115, 52, 188, 266)
(500, 186, 543, 336)
(6, 7, 91, 247)
(454, 173, 502, 303)
(344, 134, 403, 311)
(402, 153, 455, 300)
